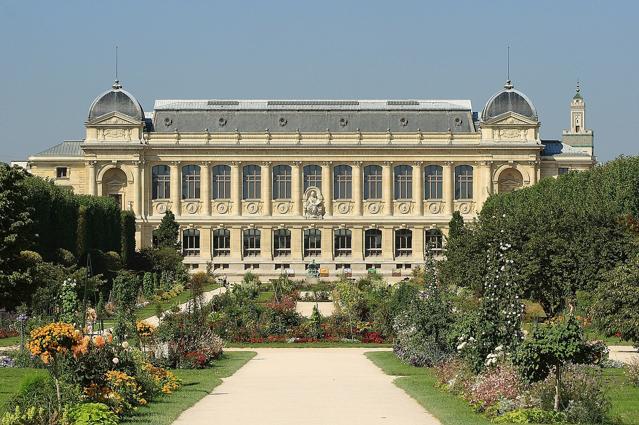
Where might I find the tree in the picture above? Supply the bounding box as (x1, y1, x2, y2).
(120, 211, 136, 267)
(591, 254, 639, 347)
(111, 271, 140, 341)
(153, 211, 180, 250)
(514, 315, 603, 411)
(448, 211, 465, 240)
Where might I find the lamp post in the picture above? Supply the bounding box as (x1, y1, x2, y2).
(17, 313, 28, 353)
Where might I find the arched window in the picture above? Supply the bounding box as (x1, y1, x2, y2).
(243, 165, 261, 200)
(304, 228, 321, 257)
(497, 168, 524, 193)
(272, 165, 292, 200)
(424, 165, 443, 200)
(212, 228, 230, 257)
(394, 165, 413, 200)
(364, 229, 382, 257)
(182, 228, 200, 256)
(243, 228, 261, 257)
(152, 165, 170, 200)
(303, 165, 322, 191)
(333, 165, 352, 199)
(182, 165, 201, 199)
(455, 165, 473, 200)
(425, 229, 443, 254)
(273, 228, 291, 257)
(334, 228, 352, 257)
(395, 229, 412, 257)
(212, 165, 231, 199)
(364, 165, 383, 200)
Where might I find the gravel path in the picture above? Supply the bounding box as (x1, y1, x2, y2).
(172, 348, 441, 425)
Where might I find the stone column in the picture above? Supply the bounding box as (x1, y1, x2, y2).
(262, 161, 272, 216)
(292, 161, 303, 216)
(134, 161, 142, 216)
(231, 161, 242, 216)
(200, 162, 211, 216)
(443, 161, 454, 214)
(200, 226, 212, 260)
(87, 161, 97, 196)
(261, 226, 273, 260)
(321, 162, 333, 216)
(321, 226, 333, 261)
(413, 161, 423, 216)
(352, 161, 362, 216)
(170, 161, 181, 215)
(230, 226, 243, 260)
(382, 161, 393, 215)
(382, 226, 394, 260)
(480, 161, 493, 206)
(412, 226, 424, 262)
(291, 226, 302, 261)
(351, 226, 364, 261)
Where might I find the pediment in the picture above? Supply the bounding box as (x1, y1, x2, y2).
(86, 111, 142, 127)
(482, 111, 538, 127)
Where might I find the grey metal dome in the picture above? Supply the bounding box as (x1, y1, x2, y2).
(481, 80, 537, 121)
(87, 80, 144, 122)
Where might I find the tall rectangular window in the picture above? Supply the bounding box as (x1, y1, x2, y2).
(303, 165, 322, 191)
(212, 165, 231, 199)
(273, 229, 291, 257)
(243, 229, 261, 257)
(152, 165, 170, 200)
(213, 228, 230, 257)
(394, 165, 413, 200)
(182, 229, 200, 257)
(334, 228, 352, 257)
(455, 165, 473, 200)
(333, 165, 352, 200)
(182, 165, 201, 199)
(272, 165, 292, 199)
(364, 229, 382, 257)
(303, 229, 322, 257)
(243, 165, 261, 200)
(424, 165, 443, 200)
(395, 229, 412, 257)
(364, 165, 382, 200)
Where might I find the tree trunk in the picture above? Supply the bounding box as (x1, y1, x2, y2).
(554, 364, 561, 411)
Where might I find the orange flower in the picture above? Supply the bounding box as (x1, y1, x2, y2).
(93, 335, 105, 348)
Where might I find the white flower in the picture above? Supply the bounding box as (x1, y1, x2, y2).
(121, 341, 129, 349)
(495, 345, 503, 352)
(112, 357, 119, 365)
(457, 341, 467, 351)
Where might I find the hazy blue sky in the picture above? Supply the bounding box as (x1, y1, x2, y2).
(1, 0, 637, 163)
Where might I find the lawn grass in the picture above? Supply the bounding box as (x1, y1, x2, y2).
(0, 368, 47, 410)
(0, 336, 20, 348)
(121, 351, 255, 425)
(228, 341, 392, 348)
(365, 351, 492, 425)
(255, 290, 274, 303)
(603, 367, 639, 425)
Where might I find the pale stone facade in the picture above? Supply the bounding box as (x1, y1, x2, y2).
(26, 80, 595, 278)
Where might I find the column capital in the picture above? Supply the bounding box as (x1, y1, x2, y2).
(293, 160, 303, 166)
(352, 161, 363, 167)
(478, 160, 493, 166)
(201, 160, 211, 166)
(85, 160, 98, 167)
(322, 161, 333, 166)
(133, 160, 145, 166)
(413, 160, 423, 166)
(261, 161, 272, 166)
(443, 161, 454, 166)
(170, 160, 181, 166)
(231, 160, 242, 166)
(382, 160, 393, 166)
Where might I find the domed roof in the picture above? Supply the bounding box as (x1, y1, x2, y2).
(481, 80, 537, 122)
(87, 80, 144, 122)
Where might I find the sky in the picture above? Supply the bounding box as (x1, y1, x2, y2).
(0, 0, 637, 163)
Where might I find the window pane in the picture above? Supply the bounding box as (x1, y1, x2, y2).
(212, 165, 231, 199)
(364, 229, 382, 257)
(243, 165, 261, 200)
(424, 165, 443, 200)
(152, 165, 170, 200)
(182, 165, 201, 199)
(364, 165, 382, 200)
(182, 229, 200, 256)
(395, 229, 412, 257)
(333, 165, 352, 200)
(304, 229, 322, 257)
(394, 165, 413, 200)
(303, 165, 322, 191)
(455, 165, 473, 200)
(425, 229, 443, 253)
(243, 229, 261, 256)
(273, 165, 292, 200)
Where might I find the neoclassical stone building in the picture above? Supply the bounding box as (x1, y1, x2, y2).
(26, 79, 595, 278)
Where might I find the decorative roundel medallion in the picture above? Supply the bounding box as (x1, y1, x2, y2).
(156, 203, 167, 214)
(246, 202, 258, 214)
(339, 118, 348, 127)
(218, 117, 227, 127)
(163, 117, 173, 127)
(216, 203, 228, 214)
(277, 203, 289, 214)
(459, 202, 472, 214)
(399, 117, 408, 127)
(428, 203, 441, 214)
(278, 117, 287, 127)
(337, 202, 350, 214)
(398, 202, 410, 214)
(367, 203, 380, 214)
(185, 202, 199, 214)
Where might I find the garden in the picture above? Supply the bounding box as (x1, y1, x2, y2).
(2, 155, 639, 425)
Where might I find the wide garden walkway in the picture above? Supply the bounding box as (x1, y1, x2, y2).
(172, 348, 441, 425)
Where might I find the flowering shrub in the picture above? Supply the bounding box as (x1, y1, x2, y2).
(0, 328, 18, 339)
(64, 402, 119, 425)
(142, 363, 181, 394)
(434, 358, 475, 396)
(136, 321, 156, 338)
(361, 331, 384, 344)
(89, 370, 147, 415)
(27, 322, 82, 364)
(466, 364, 522, 412)
(627, 358, 639, 387)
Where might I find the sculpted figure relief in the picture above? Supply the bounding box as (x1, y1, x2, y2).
(304, 187, 324, 219)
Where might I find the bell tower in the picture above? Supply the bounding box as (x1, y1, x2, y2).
(562, 82, 594, 155)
